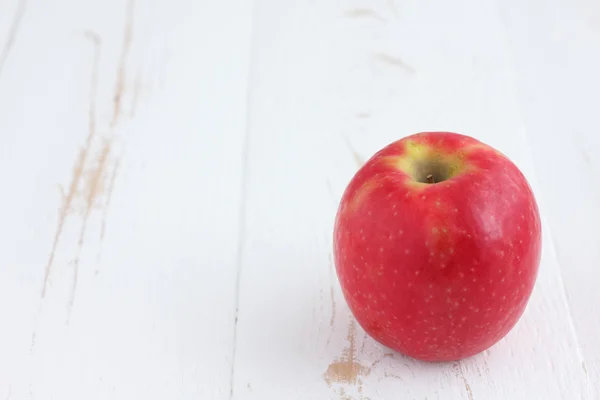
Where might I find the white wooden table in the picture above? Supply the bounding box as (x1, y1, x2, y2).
(1, 0, 599, 398)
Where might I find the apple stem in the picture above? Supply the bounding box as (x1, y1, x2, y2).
(426, 174, 435, 184)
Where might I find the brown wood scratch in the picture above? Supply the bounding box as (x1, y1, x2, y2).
(351, 150, 364, 169)
(359, 331, 369, 355)
(344, 137, 364, 169)
(40, 30, 102, 298)
(67, 140, 111, 319)
(0, 0, 26, 79)
(453, 363, 474, 400)
(41, 149, 87, 297)
(325, 253, 338, 347)
(328, 253, 337, 328)
(85, 140, 112, 209)
(375, 53, 415, 74)
(111, 0, 135, 127)
(100, 159, 120, 244)
(67, 32, 103, 314)
(324, 320, 370, 392)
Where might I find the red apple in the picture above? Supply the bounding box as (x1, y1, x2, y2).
(333, 131, 541, 362)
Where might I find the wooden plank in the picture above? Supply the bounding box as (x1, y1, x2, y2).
(0, 0, 253, 398)
(498, 0, 600, 396)
(232, 0, 590, 398)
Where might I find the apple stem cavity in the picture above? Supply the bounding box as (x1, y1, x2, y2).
(413, 160, 453, 184)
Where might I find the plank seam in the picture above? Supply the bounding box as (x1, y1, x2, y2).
(229, 2, 259, 398)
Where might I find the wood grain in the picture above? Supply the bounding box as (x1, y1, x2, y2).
(0, 0, 253, 398)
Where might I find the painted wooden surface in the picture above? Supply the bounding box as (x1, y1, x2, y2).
(0, 0, 598, 399)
